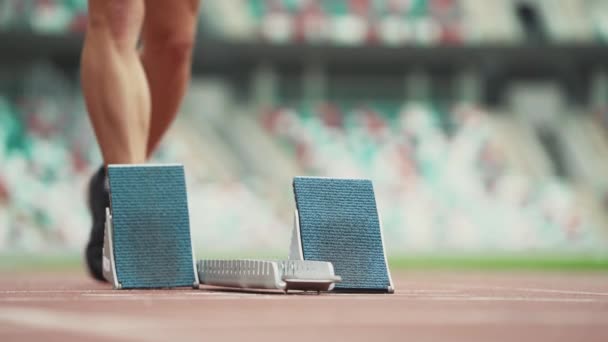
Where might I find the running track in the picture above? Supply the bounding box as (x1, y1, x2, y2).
(1, 271, 607, 341)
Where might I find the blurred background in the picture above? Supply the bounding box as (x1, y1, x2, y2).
(1, 0, 608, 270)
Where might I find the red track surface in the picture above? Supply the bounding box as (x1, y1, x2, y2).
(1, 271, 607, 341)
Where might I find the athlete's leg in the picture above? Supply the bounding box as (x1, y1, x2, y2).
(81, 0, 151, 165)
(81, 0, 149, 281)
(141, 0, 200, 157)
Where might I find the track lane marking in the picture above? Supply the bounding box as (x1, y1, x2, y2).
(1, 306, 607, 329)
(445, 284, 608, 297)
(1, 294, 606, 303)
(491, 286, 608, 297)
(0, 306, 166, 341)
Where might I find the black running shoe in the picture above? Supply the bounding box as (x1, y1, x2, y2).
(85, 166, 109, 282)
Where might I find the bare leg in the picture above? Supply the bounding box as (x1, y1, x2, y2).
(81, 0, 150, 165)
(81, 0, 151, 281)
(141, 0, 200, 158)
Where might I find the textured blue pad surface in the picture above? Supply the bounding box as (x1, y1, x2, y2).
(293, 177, 391, 292)
(108, 165, 196, 289)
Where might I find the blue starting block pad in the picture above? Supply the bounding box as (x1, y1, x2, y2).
(291, 177, 394, 293)
(102, 164, 199, 289)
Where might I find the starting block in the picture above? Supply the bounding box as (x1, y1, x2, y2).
(102, 164, 199, 289)
(196, 177, 393, 293)
(291, 177, 394, 293)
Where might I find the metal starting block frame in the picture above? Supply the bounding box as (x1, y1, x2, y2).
(102, 207, 120, 288)
(197, 177, 394, 293)
(198, 259, 341, 292)
(102, 164, 199, 289)
(197, 206, 342, 292)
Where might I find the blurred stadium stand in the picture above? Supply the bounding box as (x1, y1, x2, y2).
(0, 0, 607, 258)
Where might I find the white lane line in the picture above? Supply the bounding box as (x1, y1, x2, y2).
(293, 296, 605, 303)
(0, 290, 199, 295)
(0, 307, 167, 341)
(496, 287, 608, 297)
(0, 289, 459, 296)
(446, 284, 608, 297)
(1, 294, 605, 303)
(398, 289, 460, 293)
(423, 296, 601, 303)
(79, 294, 290, 301)
(0, 290, 104, 294)
(2, 306, 607, 329)
(0, 289, 462, 297)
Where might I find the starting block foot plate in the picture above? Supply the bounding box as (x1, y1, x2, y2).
(103, 164, 199, 289)
(292, 177, 394, 293)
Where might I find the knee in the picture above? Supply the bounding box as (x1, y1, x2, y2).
(144, 30, 197, 65)
(87, 0, 143, 49)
